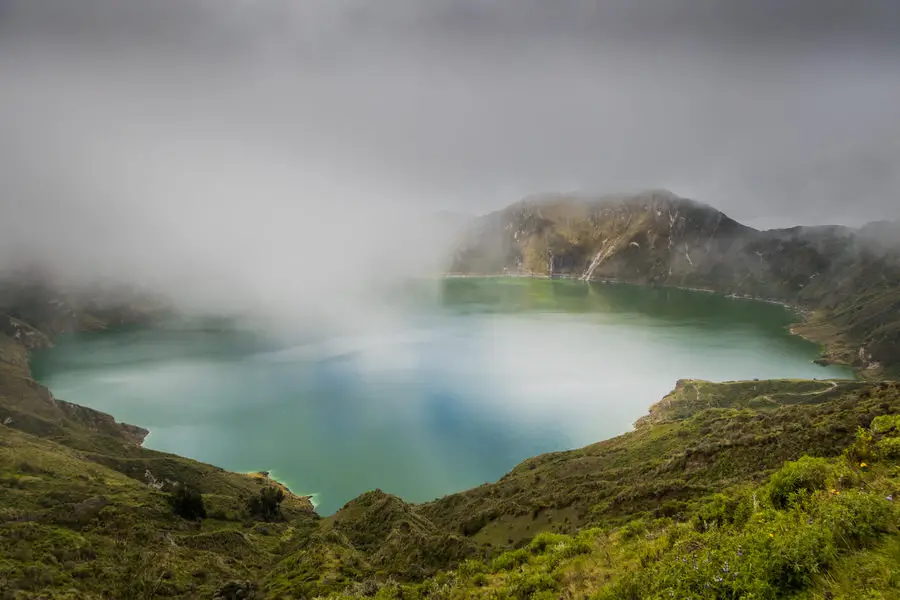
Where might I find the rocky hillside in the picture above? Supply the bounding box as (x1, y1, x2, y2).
(450, 190, 900, 375)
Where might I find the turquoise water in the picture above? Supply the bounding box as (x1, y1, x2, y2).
(31, 279, 852, 514)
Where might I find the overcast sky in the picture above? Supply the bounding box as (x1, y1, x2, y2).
(1, 1, 899, 314)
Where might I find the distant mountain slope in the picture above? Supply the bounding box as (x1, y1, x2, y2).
(450, 190, 900, 375)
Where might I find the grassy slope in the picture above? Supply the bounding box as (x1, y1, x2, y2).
(329, 381, 900, 600)
(0, 320, 321, 599)
(0, 425, 320, 599)
(419, 380, 876, 540)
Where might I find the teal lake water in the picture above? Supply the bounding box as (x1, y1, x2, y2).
(31, 279, 852, 514)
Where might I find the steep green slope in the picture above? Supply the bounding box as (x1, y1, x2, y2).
(325, 381, 900, 600)
(450, 191, 900, 375)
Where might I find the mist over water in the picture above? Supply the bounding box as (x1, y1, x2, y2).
(32, 280, 852, 514)
(2, 0, 900, 325)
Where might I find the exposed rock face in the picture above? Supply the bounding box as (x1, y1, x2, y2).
(0, 314, 53, 351)
(451, 191, 753, 282)
(55, 399, 150, 445)
(451, 190, 900, 373)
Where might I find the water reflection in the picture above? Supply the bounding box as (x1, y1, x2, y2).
(31, 279, 851, 514)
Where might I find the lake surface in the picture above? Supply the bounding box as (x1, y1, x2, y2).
(31, 279, 852, 514)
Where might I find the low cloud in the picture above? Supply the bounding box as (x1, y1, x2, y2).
(1, 0, 899, 323)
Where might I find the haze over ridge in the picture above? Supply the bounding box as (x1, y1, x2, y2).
(1, 0, 899, 323)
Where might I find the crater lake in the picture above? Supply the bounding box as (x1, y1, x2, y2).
(31, 279, 853, 514)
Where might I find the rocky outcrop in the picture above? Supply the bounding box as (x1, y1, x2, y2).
(0, 314, 53, 351)
(56, 398, 149, 445)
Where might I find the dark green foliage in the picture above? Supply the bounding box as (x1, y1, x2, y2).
(169, 483, 207, 520)
(491, 548, 529, 571)
(247, 486, 285, 522)
(816, 489, 896, 549)
(505, 571, 559, 599)
(213, 580, 260, 599)
(768, 456, 832, 509)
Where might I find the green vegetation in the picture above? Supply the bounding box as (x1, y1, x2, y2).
(0, 304, 319, 598)
(247, 487, 286, 522)
(3, 255, 900, 597)
(327, 417, 900, 600)
(169, 484, 207, 521)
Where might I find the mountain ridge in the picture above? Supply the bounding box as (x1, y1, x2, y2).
(450, 190, 900, 376)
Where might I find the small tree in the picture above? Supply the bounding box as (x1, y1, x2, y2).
(247, 486, 285, 522)
(169, 484, 207, 520)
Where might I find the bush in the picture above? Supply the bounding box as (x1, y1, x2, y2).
(693, 493, 734, 532)
(768, 456, 831, 509)
(871, 415, 900, 435)
(619, 517, 648, 540)
(169, 484, 206, 520)
(456, 558, 487, 578)
(815, 490, 895, 549)
(505, 571, 559, 599)
(491, 548, 529, 572)
(846, 427, 877, 463)
(877, 436, 900, 459)
(766, 517, 835, 590)
(246, 486, 285, 522)
(528, 532, 569, 554)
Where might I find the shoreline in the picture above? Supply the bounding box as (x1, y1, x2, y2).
(11, 276, 868, 517)
(245, 470, 317, 506)
(442, 272, 859, 378)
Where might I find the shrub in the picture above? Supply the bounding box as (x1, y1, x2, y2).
(846, 427, 877, 463)
(556, 537, 592, 558)
(456, 558, 487, 578)
(528, 532, 569, 554)
(871, 415, 900, 435)
(505, 571, 559, 599)
(169, 484, 206, 520)
(246, 486, 284, 522)
(693, 493, 733, 532)
(766, 517, 835, 590)
(491, 548, 529, 572)
(815, 490, 895, 549)
(877, 436, 900, 459)
(729, 491, 758, 529)
(619, 517, 648, 540)
(768, 456, 831, 509)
